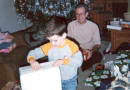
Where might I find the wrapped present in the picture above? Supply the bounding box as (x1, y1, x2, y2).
(85, 69, 111, 88)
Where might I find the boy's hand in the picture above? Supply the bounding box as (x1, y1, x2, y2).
(53, 60, 64, 67)
(29, 60, 41, 70)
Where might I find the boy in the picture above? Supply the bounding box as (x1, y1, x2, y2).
(27, 16, 83, 90)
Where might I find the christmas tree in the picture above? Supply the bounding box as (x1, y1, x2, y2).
(14, 0, 88, 27)
(14, 0, 90, 47)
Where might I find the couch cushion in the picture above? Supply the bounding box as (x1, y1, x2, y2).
(0, 64, 16, 89)
(0, 46, 30, 65)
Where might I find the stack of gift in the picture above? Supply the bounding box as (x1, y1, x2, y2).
(107, 52, 130, 90)
(85, 50, 130, 88)
(115, 50, 130, 75)
(85, 69, 111, 88)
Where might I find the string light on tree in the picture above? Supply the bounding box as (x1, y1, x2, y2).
(14, 0, 86, 25)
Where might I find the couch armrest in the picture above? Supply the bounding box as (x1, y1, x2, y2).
(11, 31, 30, 48)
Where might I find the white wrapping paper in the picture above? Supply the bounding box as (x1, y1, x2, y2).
(19, 61, 62, 90)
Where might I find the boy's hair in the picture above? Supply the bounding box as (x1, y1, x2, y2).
(76, 3, 88, 12)
(44, 16, 67, 37)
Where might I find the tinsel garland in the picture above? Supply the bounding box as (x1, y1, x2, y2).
(14, 0, 91, 25)
(14, 0, 91, 47)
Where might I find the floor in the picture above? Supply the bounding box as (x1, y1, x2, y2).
(77, 40, 118, 90)
(0, 34, 115, 89)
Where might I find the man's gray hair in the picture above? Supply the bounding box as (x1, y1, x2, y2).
(76, 3, 89, 12)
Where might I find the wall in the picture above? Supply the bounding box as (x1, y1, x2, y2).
(90, 0, 128, 35)
(0, 0, 31, 33)
(111, 0, 127, 3)
(93, 0, 127, 11)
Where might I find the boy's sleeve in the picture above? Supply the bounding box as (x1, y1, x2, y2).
(65, 40, 83, 67)
(68, 51, 83, 67)
(27, 47, 45, 62)
(40, 43, 52, 56)
(27, 43, 52, 62)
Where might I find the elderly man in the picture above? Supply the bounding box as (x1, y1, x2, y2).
(67, 3, 102, 71)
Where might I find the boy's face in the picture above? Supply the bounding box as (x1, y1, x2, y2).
(47, 33, 66, 47)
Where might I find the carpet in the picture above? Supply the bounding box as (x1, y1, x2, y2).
(77, 41, 118, 90)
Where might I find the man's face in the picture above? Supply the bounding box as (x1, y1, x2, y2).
(76, 7, 88, 24)
(47, 34, 65, 47)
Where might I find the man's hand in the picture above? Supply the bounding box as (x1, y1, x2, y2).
(82, 49, 92, 61)
(85, 49, 92, 60)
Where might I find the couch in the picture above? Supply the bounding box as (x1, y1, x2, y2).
(0, 30, 31, 89)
